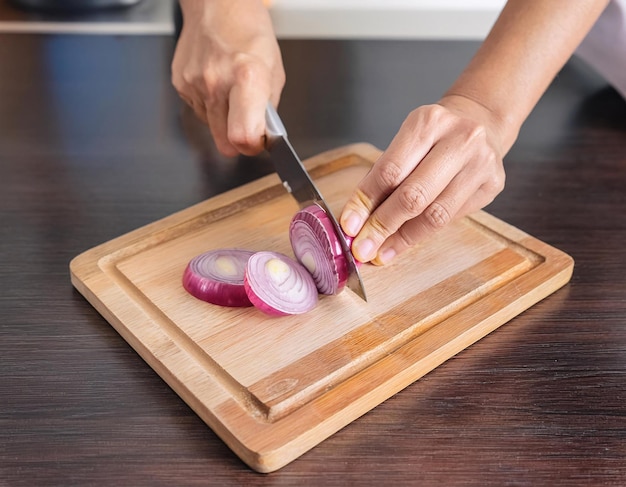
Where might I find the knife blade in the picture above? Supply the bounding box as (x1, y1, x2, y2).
(264, 103, 367, 302)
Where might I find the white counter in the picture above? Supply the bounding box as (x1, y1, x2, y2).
(270, 0, 506, 40)
(0, 0, 505, 39)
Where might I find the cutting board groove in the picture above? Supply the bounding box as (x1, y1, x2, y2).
(70, 143, 573, 473)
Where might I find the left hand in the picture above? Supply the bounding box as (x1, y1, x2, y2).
(340, 95, 507, 265)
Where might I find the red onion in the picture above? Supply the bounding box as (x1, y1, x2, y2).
(244, 251, 318, 316)
(289, 203, 353, 295)
(183, 206, 361, 315)
(183, 249, 254, 307)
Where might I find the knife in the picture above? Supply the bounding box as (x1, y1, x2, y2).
(264, 103, 367, 302)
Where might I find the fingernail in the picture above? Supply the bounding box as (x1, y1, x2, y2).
(377, 247, 396, 265)
(353, 238, 375, 262)
(342, 211, 362, 237)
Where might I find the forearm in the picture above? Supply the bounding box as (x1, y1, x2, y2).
(443, 0, 610, 154)
(178, 0, 270, 34)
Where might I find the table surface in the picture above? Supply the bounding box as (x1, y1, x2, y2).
(1, 33, 626, 487)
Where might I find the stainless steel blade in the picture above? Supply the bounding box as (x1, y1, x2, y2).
(265, 104, 367, 301)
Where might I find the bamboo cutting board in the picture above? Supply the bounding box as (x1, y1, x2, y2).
(70, 143, 573, 473)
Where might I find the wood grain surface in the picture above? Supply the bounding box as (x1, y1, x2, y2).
(2, 32, 626, 486)
(70, 143, 573, 472)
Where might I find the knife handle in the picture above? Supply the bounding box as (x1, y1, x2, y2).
(265, 103, 287, 139)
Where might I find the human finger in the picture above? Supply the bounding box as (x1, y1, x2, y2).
(349, 124, 481, 263)
(339, 108, 443, 239)
(205, 97, 239, 158)
(371, 169, 504, 265)
(227, 61, 273, 156)
(357, 138, 473, 259)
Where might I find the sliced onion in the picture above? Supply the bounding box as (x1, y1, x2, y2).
(289, 203, 355, 295)
(183, 249, 254, 307)
(244, 251, 318, 316)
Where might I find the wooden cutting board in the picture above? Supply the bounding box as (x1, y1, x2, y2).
(70, 143, 573, 473)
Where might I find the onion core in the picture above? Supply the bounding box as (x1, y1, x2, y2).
(183, 205, 364, 316)
(244, 251, 318, 316)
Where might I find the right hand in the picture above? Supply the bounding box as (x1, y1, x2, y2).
(172, 0, 285, 157)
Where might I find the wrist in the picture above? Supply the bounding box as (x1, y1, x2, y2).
(179, 0, 269, 15)
(438, 92, 520, 157)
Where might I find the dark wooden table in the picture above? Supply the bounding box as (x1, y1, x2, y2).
(2, 32, 626, 486)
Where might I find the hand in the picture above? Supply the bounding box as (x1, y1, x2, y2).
(171, 0, 285, 157)
(340, 95, 506, 265)
(338, 0, 610, 266)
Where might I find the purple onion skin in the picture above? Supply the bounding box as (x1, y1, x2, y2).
(244, 251, 318, 316)
(184, 204, 364, 315)
(245, 282, 289, 317)
(183, 249, 254, 307)
(290, 204, 357, 295)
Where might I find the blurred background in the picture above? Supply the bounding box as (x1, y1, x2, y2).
(0, 0, 507, 38)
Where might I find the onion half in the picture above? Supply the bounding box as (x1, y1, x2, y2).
(183, 249, 254, 307)
(289, 204, 353, 295)
(244, 251, 318, 316)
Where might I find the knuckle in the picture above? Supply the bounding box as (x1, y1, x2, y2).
(424, 103, 447, 123)
(402, 104, 441, 132)
(183, 68, 200, 88)
(377, 160, 403, 189)
(233, 56, 264, 86)
(423, 202, 452, 230)
(398, 183, 429, 215)
(199, 68, 221, 101)
(173, 68, 197, 95)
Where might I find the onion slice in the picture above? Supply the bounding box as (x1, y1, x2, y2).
(244, 251, 318, 316)
(183, 249, 254, 307)
(289, 203, 353, 295)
